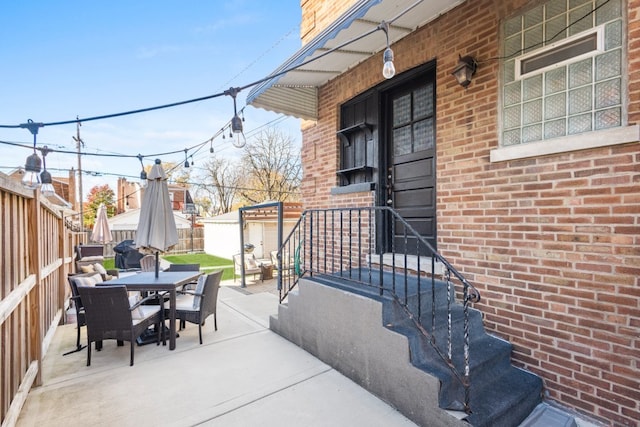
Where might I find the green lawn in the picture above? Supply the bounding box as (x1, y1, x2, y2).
(104, 253, 235, 281)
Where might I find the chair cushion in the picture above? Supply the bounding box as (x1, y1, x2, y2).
(132, 306, 160, 323)
(79, 255, 104, 262)
(175, 294, 195, 312)
(92, 263, 114, 281)
(245, 256, 258, 269)
(193, 274, 206, 309)
(73, 273, 103, 287)
(80, 264, 95, 274)
(93, 263, 107, 275)
(128, 295, 144, 319)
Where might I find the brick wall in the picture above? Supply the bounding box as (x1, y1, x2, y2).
(300, 0, 355, 43)
(299, 0, 640, 424)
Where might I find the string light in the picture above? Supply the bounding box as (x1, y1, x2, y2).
(184, 149, 190, 168)
(40, 146, 56, 196)
(379, 21, 395, 79)
(20, 120, 45, 189)
(225, 87, 247, 149)
(3, 7, 451, 179)
(0, 0, 604, 136)
(137, 154, 147, 188)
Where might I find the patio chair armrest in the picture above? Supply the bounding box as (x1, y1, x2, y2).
(180, 282, 198, 291)
(176, 289, 204, 297)
(106, 269, 120, 278)
(133, 293, 164, 308)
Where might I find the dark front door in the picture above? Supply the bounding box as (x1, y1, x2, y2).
(384, 71, 436, 254)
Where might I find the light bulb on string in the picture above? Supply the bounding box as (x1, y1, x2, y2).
(225, 87, 246, 148)
(383, 47, 395, 79)
(20, 119, 44, 189)
(137, 154, 147, 188)
(22, 152, 42, 189)
(40, 146, 56, 196)
(231, 115, 246, 148)
(379, 21, 395, 79)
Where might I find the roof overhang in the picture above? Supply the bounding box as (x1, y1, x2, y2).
(246, 0, 465, 121)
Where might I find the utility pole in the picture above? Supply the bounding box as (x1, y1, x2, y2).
(72, 118, 84, 231)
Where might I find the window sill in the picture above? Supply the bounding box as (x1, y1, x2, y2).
(490, 125, 639, 162)
(330, 182, 375, 195)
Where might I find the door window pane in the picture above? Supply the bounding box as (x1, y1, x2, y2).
(393, 95, 411, 126)
(394, 126, 412, 156)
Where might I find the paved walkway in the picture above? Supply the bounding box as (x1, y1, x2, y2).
(16, 280, 417, 427)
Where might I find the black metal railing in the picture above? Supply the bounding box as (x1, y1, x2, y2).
(274, 206, 481, 412)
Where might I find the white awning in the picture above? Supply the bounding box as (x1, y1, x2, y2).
(246, 0, 465, 120)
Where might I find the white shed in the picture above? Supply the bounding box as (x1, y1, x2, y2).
(201, 202, 302, 261)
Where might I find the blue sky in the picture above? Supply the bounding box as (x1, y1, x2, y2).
(0, 1, 302, 196)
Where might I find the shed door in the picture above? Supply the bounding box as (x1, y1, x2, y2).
(385, 73, 436, 254)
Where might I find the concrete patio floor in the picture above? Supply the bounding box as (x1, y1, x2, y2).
(15, 279, 417, 427)
(15, 276, 596, 427)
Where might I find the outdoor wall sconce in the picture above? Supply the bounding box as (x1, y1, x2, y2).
(452, 55, 477, 88)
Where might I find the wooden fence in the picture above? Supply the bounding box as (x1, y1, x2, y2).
(98, 228, 204, 258)
(0, 175, 85, 426)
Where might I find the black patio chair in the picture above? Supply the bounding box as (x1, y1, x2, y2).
(173, 270, 223, 344)
(77, 285, 164, 366)
(63, 274, 95, 355)
(165, 263, 201, 289)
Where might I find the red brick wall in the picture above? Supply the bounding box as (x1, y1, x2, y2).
(300, 0, 355, 43)
(300, 0, 640, 424)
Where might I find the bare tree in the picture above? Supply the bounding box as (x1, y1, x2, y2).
(197, 155, 243, 215)
(239, 128, 301, 204)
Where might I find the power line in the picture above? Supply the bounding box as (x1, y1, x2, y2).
(1, 0, 606, 134)
(0, 0, 391, 132)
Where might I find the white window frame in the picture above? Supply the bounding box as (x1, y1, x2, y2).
(515, 26, 605, 80)
(491, 125, 639, 162)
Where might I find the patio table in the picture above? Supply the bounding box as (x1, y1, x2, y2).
(105, 271, 201, 350)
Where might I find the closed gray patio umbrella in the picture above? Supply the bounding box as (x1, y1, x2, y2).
(135, 159, 178, 277)
(90, 203, 113, 244)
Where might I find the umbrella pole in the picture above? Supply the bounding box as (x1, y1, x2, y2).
(155, 251, 159, 277)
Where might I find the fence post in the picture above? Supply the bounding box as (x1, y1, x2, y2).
(27, 190, 43, 386)
(58, 212, 67, 320)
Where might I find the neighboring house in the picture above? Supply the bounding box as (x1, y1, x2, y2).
(116, 177, 142, 213)
(7, 168, 74, 209)
(247, 0, 639, 425)
(116, 177, 194, 215)
(201, 202, 303, 260)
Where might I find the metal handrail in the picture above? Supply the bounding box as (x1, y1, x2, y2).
(275, 206, 481, 412)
